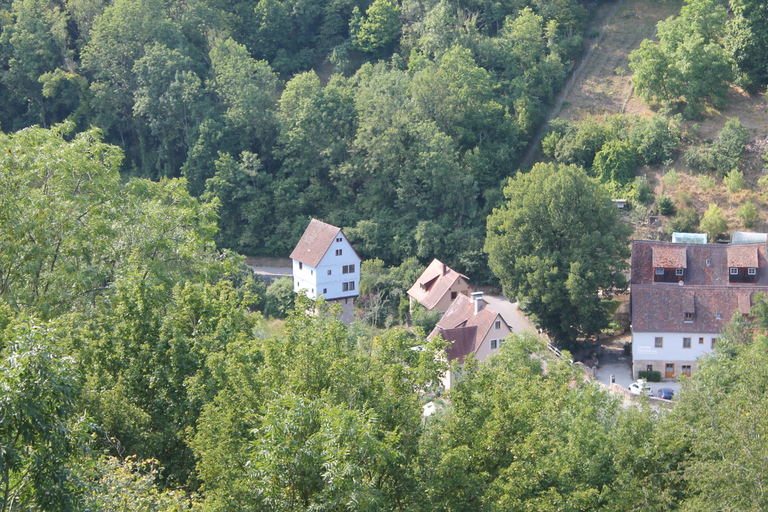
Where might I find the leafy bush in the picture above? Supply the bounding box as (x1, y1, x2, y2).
(638, 370, 661, 382)
(737, 201, 758, 228)
(634, 176, 653, 205)
(700, 203, 728, 241)
(630, 114, 682, 165)
(593, 139, 638, 185)
(685, 119, 750, 176)
(662, 169, 680, 188)
(698, 174, 716, 190)
(263, 275, 296, 319)
(657, 195, 676, 215)
(665, 207, 699, 234)
(723, 169, 746, 193)
(411, 302, 440, 334)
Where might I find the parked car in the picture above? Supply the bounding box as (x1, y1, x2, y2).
(628, 380, 652, 396)
(656, 388, 674, 400)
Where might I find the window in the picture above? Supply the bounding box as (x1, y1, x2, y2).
(730, 267, 739, 275)
(336, 237, 342, 242)
(711, 337, 717, 348)
(684, 312, 693, 322)
(655, 337, 663, 348)
(327, 270, 332, 275)
(335, 249, 342, 256)
(716, 312, 722, 320)
(683, 337, 691, 348)
(342, 264, 355, 274)
(323, 288, 327, 294)
(682, 365, 692, 376)
(655, 268, 665, 275)
(676, 268, 684, 276)
(310, 270, 313, 275)
(490, 340, 498, 349)
(646, 365, 653, 372)
(749, 267, 757, 275)
(342, 281, 355, 292)
(699, 337, 704, 344)
(495, 321, 501, 330)
(299, 262, 303, 269)
(451, 291, 457, 300)
(706, 259, 711, 266)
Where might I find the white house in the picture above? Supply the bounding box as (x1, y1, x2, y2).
(630, 240, 768, 379)
(290, 219, 362, 325)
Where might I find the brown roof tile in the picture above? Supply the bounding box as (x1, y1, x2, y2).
(428, 293, 508, 355)
(652, 246, 687, 268)
(436, 326, 478, 362)
(407, 259, 470, 310)
(727, 245, 759, 268)
(289, 219, 341, 267)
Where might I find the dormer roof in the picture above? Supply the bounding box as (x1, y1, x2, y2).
(290, 219, 359, 267)
(428, 294, 508, 359)
(652, 245, 687, 268)
(727, 245, 759, 268)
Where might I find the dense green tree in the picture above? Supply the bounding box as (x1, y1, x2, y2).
(351, 0, 402, 54)
(726, 0, 768, 91)
(485, 162, 631, 345)
(699, 203, 728, 240)
(592, 139, 638, 185)
(629, 0, 734, 118)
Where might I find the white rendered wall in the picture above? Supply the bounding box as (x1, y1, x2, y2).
(473, 314, 511, 362)
(292, 234, 360, 301)
(632, 331, 718, 362)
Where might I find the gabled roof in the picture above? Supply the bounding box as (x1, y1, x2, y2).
(428, 294, 508, 360)
(439, 326, 478, 363)
(407, 259, 470, 310)
(289, 219, 355, 267)
(727, 245, 759, 268)
(652, 245, 687, 268)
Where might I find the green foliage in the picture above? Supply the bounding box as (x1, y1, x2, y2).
(638, 370, 661, 382)
(698, 174, 717, 190)
(593, 139, 638, 186)
(685, 118, 750, 175)
(665, 207, 700, 235)
(411, 302, 440, 333)
(352, 0, 402, 53)
(657, 194, 676, 215)
(736, 201, 758, 227)
(630, 114, 683, 165)
(700, 203, 728, 240)
(634, 175, 654, 205)
(724, 168, 746, 192)
(358, 257, 425, 328)
(263, 275, 296, 319)
(662, 169, 681, 188)
(485, 162, 631, 345)
(629, 0, 734, 118)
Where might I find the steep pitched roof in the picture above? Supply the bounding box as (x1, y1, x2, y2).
(727, 245, 759, 268)
(290, 219, 342, 267)
(652, 245, 687, 268)
(407, 259, 470, 310)
(439, 326, 478, 363)
(428, 294, 508, 360)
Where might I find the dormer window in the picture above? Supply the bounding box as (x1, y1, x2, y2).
(676, 268, 684, 276)
(655, 268, 664, 275)
(749, 268, 757, 275)
(730, 268, 739, 275)
(684, 312, 694, 322)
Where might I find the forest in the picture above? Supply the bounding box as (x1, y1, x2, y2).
(4, 0, 768, 508)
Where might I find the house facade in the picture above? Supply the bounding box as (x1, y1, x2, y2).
(407, 259, 473, 314)
(289, 219, 362, 325)
(630, 239, 768, 379)
(428, 292, 512, 388)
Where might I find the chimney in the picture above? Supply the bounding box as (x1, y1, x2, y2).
(442, 262, 447, 275)
(471, 292, 484, 315)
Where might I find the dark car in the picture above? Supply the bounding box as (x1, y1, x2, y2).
(656, 388, 674, 400)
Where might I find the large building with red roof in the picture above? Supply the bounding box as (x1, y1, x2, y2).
(630, 239, 768, 379)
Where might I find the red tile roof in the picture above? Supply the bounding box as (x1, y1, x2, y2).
(631, 240, 768, 334)
(727, 245, 759, 268)
(427, 293, 508, 360)
(439, 326, 478, 363)
(289, 219, 342, 267)
(652, 245, 687, 268)
(407, 259, 470, 310)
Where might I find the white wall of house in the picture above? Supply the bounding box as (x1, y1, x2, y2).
(474, 315, 511, 362)
(632, 330, 720, 379)
(293, 236, 360, 300)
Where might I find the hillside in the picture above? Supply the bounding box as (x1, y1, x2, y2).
(552, 0, 768, 239)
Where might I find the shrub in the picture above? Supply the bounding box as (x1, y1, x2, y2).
(657, 195, 676, 215)
(638, 370, 661, 382)
(700, 203, 728, 241)
(665, 207, 699, 234)
(662, 169, 680, 189)
(698, 174, 716, 190)
(723, 169, 746, 193)
(737, 201, 758, 228)
(631, 114, 682, 166)
(593, 139, 638, 185)
(263, 275, 296, 319)
(411, 303, 440, 334)
(634, 176, 653, 205)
